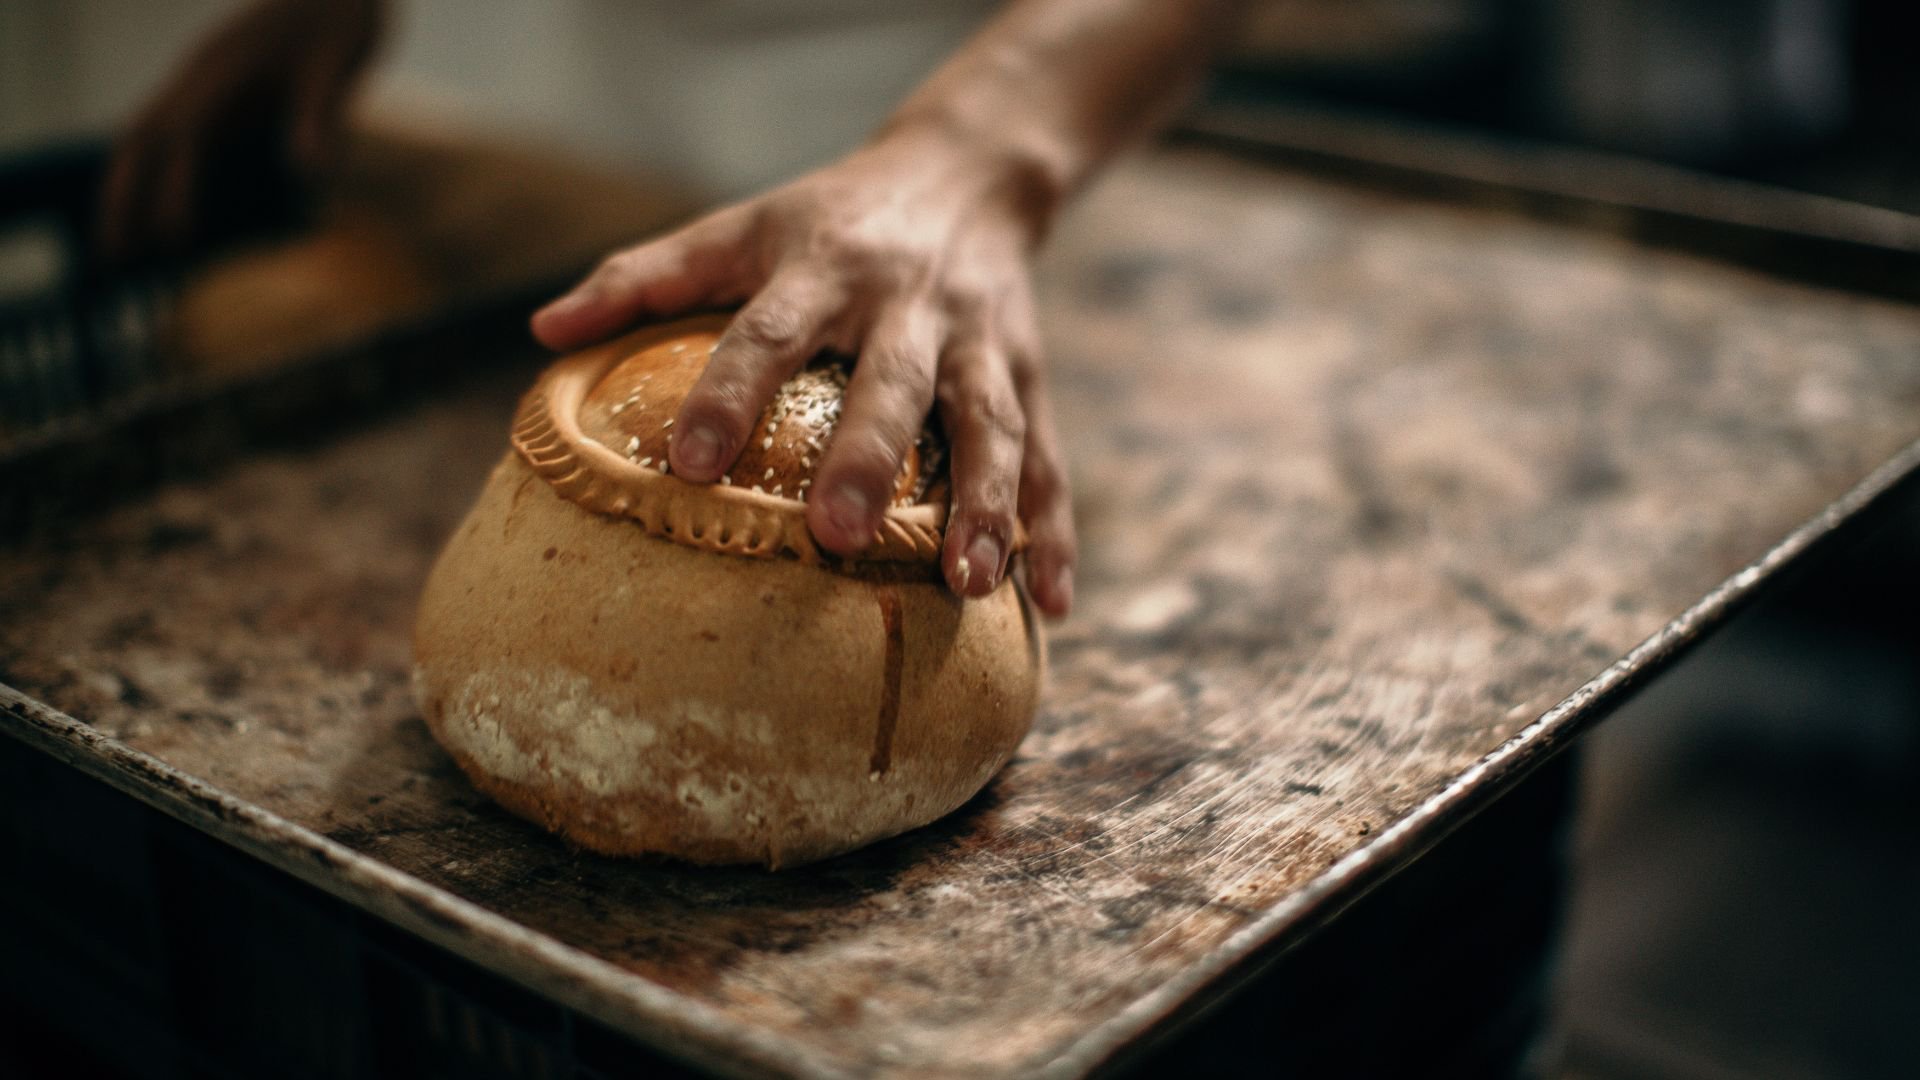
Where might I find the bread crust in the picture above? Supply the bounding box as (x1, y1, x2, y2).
(414, 454, 1041, 867)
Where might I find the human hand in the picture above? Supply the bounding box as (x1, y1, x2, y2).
(532, 126, 1076, 616)
(99, 0, 383, 262)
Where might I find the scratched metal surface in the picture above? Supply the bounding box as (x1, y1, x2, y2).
(4, 147, 1920, 1078)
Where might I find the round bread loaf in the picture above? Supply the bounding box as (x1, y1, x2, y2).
(412, 314, 1042, 867)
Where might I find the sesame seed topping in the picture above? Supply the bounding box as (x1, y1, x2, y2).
(762, 436, 773, 449)
(763, 467, 774, 480)
(751, 484, 763, 493)
(663, 418, 674, 428)
(638, 457, 652, 468)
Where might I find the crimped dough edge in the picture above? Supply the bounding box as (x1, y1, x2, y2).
(510, 322, 951, 565)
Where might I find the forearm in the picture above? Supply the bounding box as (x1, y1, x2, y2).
(880, 0, 1239, 236)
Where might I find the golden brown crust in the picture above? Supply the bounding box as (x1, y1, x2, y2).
(576, 319, 937, 506)
(412, 453, 1043, 868)
(511, 315, 966, 565)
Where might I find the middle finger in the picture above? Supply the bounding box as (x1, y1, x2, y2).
(670, 268, 843, 482)
(808, 301, 940, 556)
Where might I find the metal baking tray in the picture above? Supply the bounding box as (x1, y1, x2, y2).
(6, 116, 1920, 1078)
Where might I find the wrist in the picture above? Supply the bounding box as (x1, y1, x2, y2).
(870, 109, 1066, 248)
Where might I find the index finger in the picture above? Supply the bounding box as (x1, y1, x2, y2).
(532, 208, 751, 351)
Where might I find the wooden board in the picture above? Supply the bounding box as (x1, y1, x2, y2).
(4, 147, 1919, 1078)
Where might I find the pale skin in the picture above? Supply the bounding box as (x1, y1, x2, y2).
(107, 0, 1239, 616)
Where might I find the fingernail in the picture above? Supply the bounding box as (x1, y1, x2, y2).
(678, 423, 722, 474)
(965, 532, 1003, 591)
(827, 485, 871, 540)
(953, 554, 972, 592)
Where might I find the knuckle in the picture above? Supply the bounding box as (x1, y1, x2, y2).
(975, 385, 1026, 446)
(828, 433, 907, 490)
(685, 377, 759, 432)
(867, 409, 927, 462)
(824, 226, 915, 281)
(957, 473, 1020, 525)
(867, 347, 936, 404)
(939, 280, 990, 319)
(828, 233, 888, 275)
(596, 248, 640, 281)
(839, 392, 921, 457)
(729, 301, 808, 353)
(590, 250, 653, 296)
(939, 366, 1025, 447)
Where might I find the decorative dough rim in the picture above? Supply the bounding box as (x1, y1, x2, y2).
(511, 322, 951, 565)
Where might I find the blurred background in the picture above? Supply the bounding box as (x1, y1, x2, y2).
(0, 0, 1001, 201)
(7, 0, 1919, 202)
(2, 2, 1915, 1077)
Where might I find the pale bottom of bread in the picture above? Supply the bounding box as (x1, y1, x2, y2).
(412, 454, 1041, 868)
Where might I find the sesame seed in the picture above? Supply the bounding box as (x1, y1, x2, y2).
(626, 436, 640, 453)
(771, 484, 782, 495)
(663, 418, 674, 428)
(751, 484, 763, 493)
(639, 457, 653, 467)
(762, 436, 773, 449)
(721, 475, 732, 485)
(763, 467, 774, 480)
(610, 402, 627, 414)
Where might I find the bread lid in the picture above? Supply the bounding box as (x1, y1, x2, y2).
(512, 313, 985, 565)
